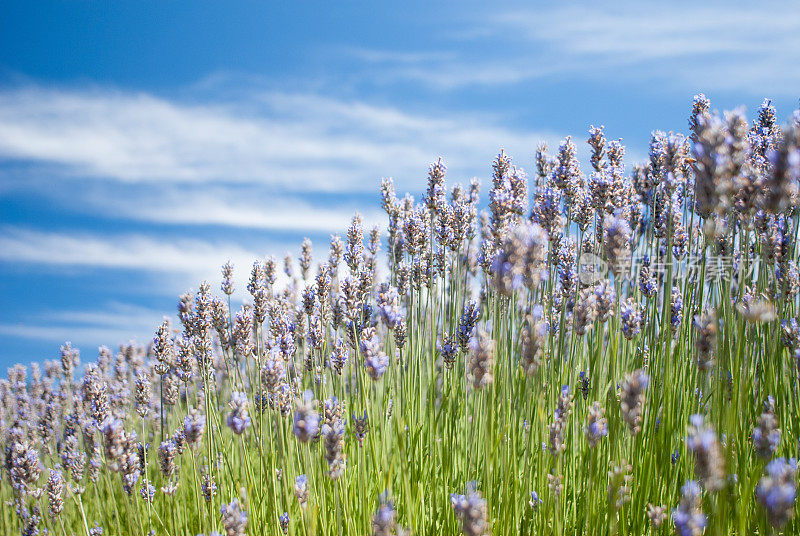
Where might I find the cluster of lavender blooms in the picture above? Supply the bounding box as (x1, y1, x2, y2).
(673, 481, 707, 536)
(2, 94, 800, 535)
(757, 458, 798, 528)
(450, 487, 489, 536)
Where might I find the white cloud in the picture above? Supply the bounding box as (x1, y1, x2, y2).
(353, 2, 800, 95)
(0, 85, 560, 191)
(496, 4, 800, 60)
(0, 302, 167, 348)
(340, 47, 455, 65)
(92, 187, 384, 232)
(0, 226, 297, 291)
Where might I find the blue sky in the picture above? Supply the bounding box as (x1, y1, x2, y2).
(1, 0, 799, 368)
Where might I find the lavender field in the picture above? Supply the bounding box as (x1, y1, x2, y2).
(2, 94, 799, 535)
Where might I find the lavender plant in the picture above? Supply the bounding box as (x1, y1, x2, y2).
(2, 95, 800, 535)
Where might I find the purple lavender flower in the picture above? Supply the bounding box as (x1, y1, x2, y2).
(620, 298, 641, 340)
(584, 401, 608, 448)
(619, 369, 649, 434)
(693, 310, 718, 372)
(46, 468, 64, 517)
(673, 481, 706, 536)
(152, 321, 174, 375)
(594, 280, 615, 322)
(753, 396, 781, 459)
(578, 371, 590, 400)
(521, 314, 548, 375)
(492, 222, 549, 296)
(260, 356, 285, 391)
(134, 370, 152, 418)
(692, 108, 748, 216)
(394, 317, 407, 350)
(101, 417, 126, 461)
(763, 123, 800, 214)
(372, 496, 397, 536)
(220, 499, 248, 536)
(82, 364, 109, 425)
(638, 255, 657, 298)
(469, 330, 495, 390)
(60, 341, 80, 381)
(352, 410, 370, 446)
(603, 212, 632, 276)
(440, 333, 458, 370)
(360, 327, 389, 380)
(451, 488, 489, 536)
(588, 125, 607, 172)
(294, 474, 308, 509)
(17, 504, 42, 536)
(548, 385, 573, 456)
(329, 338, 349, 375)
(364, 351, 390, 381)
(686, 414, 725, 491)
(140, 481, 156, 501)
(376, 284, 402, 329)
(322, 419, 346, 479)
(573, 286, 598, 336)
(529, 491, 543, 511)
(647, 504, 668, 529)
(184, 407, 206, 449)
(221, 260, 235, 295)
(300, 238, 313, 280)
(201, 467, 217, 503)
(457, 301, 480, 351)
(671, 285, 683, 333)
(689, 94, 710, 141)
(226, 392, 252, 435)
(293, 391, 320, 443)
(425, 158, 448, 215)
(302, 286, 316, 316)
(232, 305, 254, 358)
(608, 461, 632, 510)
(756, 458, 797, 528)
(551, 137, 582, 201)
(158, 440, 178, 478)
(781, 317, 800, 349)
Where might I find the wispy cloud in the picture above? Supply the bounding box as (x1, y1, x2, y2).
(105, 189, 384, 232)
(0, 85, 560, 191)
(0, 226, 295, 290)
(351, 1, 800, 95)
(0, 302, 167, 348)
(337, 46, 455, 65)
(54, 182, 382, 233)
